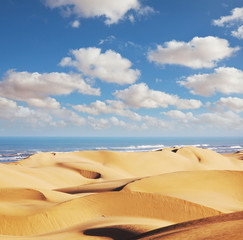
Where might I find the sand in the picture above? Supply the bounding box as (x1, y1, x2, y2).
(0, 146, 243, 239)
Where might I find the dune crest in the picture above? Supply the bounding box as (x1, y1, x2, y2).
(1, 147, 243, 239)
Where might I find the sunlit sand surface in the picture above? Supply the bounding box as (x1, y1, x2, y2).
(1, 147, 243, 239)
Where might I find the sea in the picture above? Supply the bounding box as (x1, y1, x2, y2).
(0, 136, 243, 162)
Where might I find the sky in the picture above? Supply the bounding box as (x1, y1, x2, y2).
(0, 0, 243, 137)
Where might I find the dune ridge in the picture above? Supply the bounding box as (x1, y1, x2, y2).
(0, 146, 243, 239)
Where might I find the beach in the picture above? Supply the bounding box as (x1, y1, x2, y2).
(0, 146, 243, 239)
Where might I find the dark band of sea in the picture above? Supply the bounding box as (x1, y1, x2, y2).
(0, 136, 242, 162)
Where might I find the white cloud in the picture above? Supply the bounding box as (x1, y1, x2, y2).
(53, 107, 86, 126)
(175, 99, 202, 110)
(199, 111, 243, 129)
(27, 97, 60, 109)
(88, 116, 138, 131)
(114, 83, 202, 109)
(0, 97, 87, 128)
(73, 100, 108, 115)
(213, 7, 243, 27)
(50, 120, 67, 128)
(0, 70, 100, 109)
(148, 36, 239, 69)
(0, 97, 17, 110)
(164, 110, 197, 123)
(44, 0, 153, 25)
(232, 25, 243, 39)
(164, 109, 243, 131)
(110, 116, 126, 127)
(179, 67, 243, 96)
(0, 97, 54, 126)
(88, 116, 110, 130)
(128, 14, 135, 23)
(0, 70, 93, 128)
(60, 47, 140, 85)
(215, 97, 243, 112)
(0, 97, 18, 119)
(98, 35, 116, 45)
(73, 100, 142, 121)
(142, 115, 170, 129)
(71, 20, 80, 28)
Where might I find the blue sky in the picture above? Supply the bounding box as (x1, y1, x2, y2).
(0, 0, 243, 137)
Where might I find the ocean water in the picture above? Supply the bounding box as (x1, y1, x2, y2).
(0, 137, 243, 162)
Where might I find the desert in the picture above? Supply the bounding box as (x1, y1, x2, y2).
(0, 146, 243, 239)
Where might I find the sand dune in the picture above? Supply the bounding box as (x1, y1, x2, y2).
(124, 170, 243, 213)
(0, 146, 243, 239)
(132, 211, 243, 240)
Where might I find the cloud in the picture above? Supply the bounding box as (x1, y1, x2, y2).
(199, 111, 243, 129)
(232, 25, 243, 39)
(215, 97, 243, 112)
(0, 70, 100, 109)
(87, 116, 141, 131)
(114, 83, 202, 109)
(0, 97, 19, 119)
(148, 36, 239, 69)
(60, 47, 140, 84)
(142, 116, 170, 130)
(128, 14, 135, 23)
(213, 7, 243, 27)
(98, 35, 116, 45)
(110, 116, 126, 127)
(73, 100, 142, 121)
(163, 109, 243, 131)
(164, 110, 197, 124)
(179, 67, 243, 96)
(0, 97, 17, 111)
(53, 107, 86, 126)
(26, 97, 60, 109)
(0, 96, 87, 128)
(0, 97, 54, 126)
(88, 116, 110, 130)
(71, 20, 80, 28)
(44, 0, 153, 25)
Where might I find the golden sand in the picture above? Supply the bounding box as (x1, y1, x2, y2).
(0, 146, 243, 239)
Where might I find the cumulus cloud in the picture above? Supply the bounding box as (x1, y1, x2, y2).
(0, 70, 100, 109)
(114, 83, 202, 109)
(0, 97, 87, 128)
(232, 25, 243, 39)
(213, 7, 243, 27)
(0, 97, 19, 120)
(88, 116, 110, 130)
(60, 47, 140, 84)
(110, 116, 126, 127)
(163, 109, 243, 131)
(0, 97, 54, 126)
(142, 116, 170, 130)
(164, 110, 197, 124)
(0, 70, 97, 128)
(53, 107, 86, 126)
(73, 100, 142, 121)
(179, 67, 243, 96)
(71, 20, 80, 28)
(44, 0, 153, 25)
(215, 97, 243, 112)
(0, 97, 17, 111)
(199, 111, 243, 129)
(213, 7, 243, 39)
(27, 97, 60, 109)
(148, 36, 239, 69)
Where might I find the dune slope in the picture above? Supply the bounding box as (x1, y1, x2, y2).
(0, 146, 242, 239)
